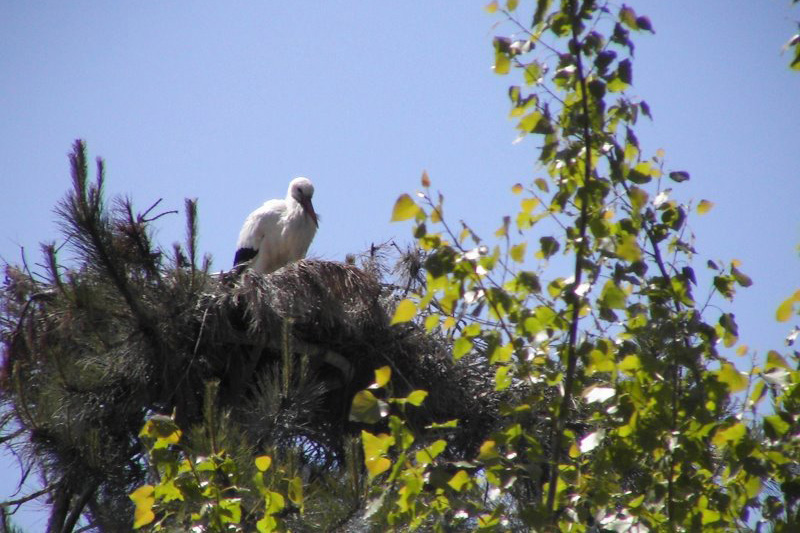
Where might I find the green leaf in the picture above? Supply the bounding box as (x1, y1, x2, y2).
(130, 485, 155, 529)
(600, 279, 627, 309)
(424, 313, 440, 332)
(495, 365, 512, 390)
(618, 354, 641, 374)
(519, 111, 542, 132)
(257, 515, 279, 533)
(140, 415, 182, 449)
(615, 234, 642, 263)
(265, 491, 285, 515)
(391, 298, 417, 325)
(448, 470, 471, 492)
(288, 476, 303, 507)
(406, 390, 428, 406)
(372, 365, 392, 388)
(415, 439, 447, 465)
(391, 194, 420, 221)
(350, 390, 389, 423)
(219, 498, 242, 524)
(362, 431, 394, 478)
(619, 6, 638, 29)
(255, 455, 272, 472)
(697, 199, 714, 214)
(717, 362, 748, 393)
(776, 291, 800, 322)
(510, 243, 526, 263)
(712, 422, 746, 448)
(494, 51, 510, 75)
(453, 336, 473, 359)
(524, 62, 543, 85)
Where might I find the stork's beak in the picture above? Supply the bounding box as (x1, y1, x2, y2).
(300, 196, 319, 228)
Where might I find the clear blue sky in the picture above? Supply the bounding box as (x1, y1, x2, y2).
(1, 1, 798, 529)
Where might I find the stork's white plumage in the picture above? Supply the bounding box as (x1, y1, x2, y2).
(234, 177, 319, 274)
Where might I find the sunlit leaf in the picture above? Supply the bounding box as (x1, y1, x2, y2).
(362, 431, 394, 478)
(494, 51, 510, 75)
(697, 199, 714, 214)
(391, 298, 417, 325)
(416, 439, 447, 465)
(510, 243, 527, 263)
(600, 279, 627, 309)
(350, 390, 389, 423)
(717, 362, 748, 393)
(372, 365, 392, 388)
(406, 390, 428, 406)
(495, 365, 512, 391)
(448, 470, 471, 491)
(776, 291, 800, 322)
(453, 336, 473, 359)
(288, 476, 303, 507)
(712, 422, 746, 447)
(255, 455, 272, 472)
(130, 485, 155, 529)
(391, 194, 420, 221)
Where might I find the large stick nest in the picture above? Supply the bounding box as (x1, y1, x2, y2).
(0, 141, 502, 530)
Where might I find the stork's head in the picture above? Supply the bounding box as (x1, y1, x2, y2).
(289, 177, 318, 227)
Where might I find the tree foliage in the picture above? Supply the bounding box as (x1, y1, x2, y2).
(2, 1, 800, 532)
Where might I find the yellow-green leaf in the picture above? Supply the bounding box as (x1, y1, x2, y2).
(424, 313, 440, 332)
(406, 390, 428, 406)
(350, 390, 388, 423)
(415, 439, 447, 465)
(697, 199, 714, 215)
(288, 476, 303, 507)
(495, 365, 512, 391)
(511, 183, 523, 194)
(265, 491, 285, 514)
(255, 455, 272, 472)
(521, 197, 539, 213)
(391, 298, 417, 325)
(494, 51, 510, 75)
(717, 363, 748, 393)
(130, 485, 155, 529)
(372, 365, 391, 388)
(712, 422, 746, 447)
(362, 431, 394, 478)
(448, 470, 471, 491)
(776, 291, 800, 322)
(510, 243, 526, 263)
(453, 336, 473, 359)
(391, 194, 420, 221)
(600, 279, 627, 309)
(484, 0, 498, 13)
(615, 234, 642, 263)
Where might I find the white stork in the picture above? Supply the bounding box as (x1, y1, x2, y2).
(233, 177, 319, 274)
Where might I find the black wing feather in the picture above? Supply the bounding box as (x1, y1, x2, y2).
(233, 247, 258, 266)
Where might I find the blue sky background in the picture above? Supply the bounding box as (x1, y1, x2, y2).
(1, 1, 798, 529)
